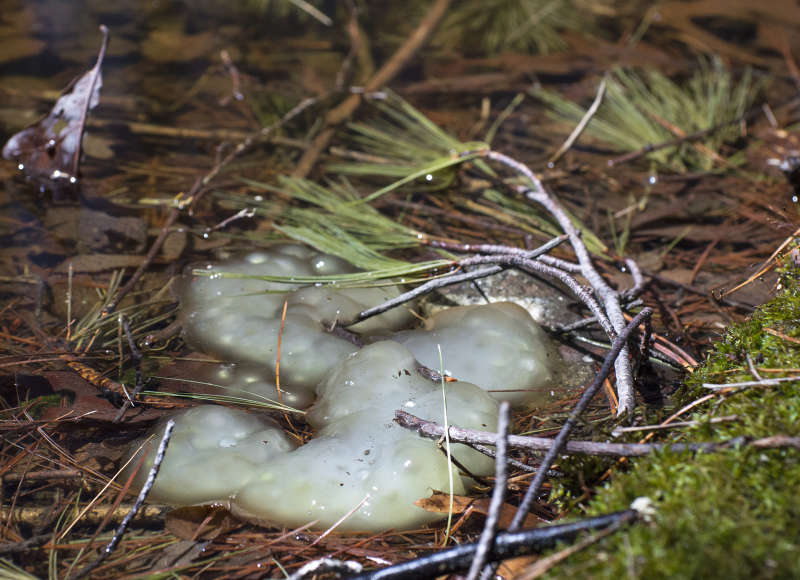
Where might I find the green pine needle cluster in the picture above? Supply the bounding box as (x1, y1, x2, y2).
(326, 92, 486, 186)
(437, 0, 594, 55)
(534, 60, 761, 172)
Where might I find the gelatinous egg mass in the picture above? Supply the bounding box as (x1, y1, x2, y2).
(125, 406, 296, 505)
(394, 302, 564, 406)
(136, 245, 572, 531)
(179, 245, 414, 399)
(231, 341, 498, 530)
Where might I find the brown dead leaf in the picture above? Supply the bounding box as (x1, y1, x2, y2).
(414, 492, 474, 514)
(416, 492, 545, 528)
(166, 505, 240, 541)
(36, 371, 162, 424)
(2, 27, 108, 198)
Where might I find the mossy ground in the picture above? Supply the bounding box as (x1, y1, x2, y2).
(546, 270, 800, 579)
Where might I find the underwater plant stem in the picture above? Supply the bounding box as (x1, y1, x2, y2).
(71, 419, 175, 580)
(468, 401, 509, 580)
(483, 149, 636, 415)
(292, 0, 452, 178)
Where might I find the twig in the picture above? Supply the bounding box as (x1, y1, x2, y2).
(466, 402, 509, 580)
(482, 149, 637, 415)
(470, 443, 539, 473)
(345, 510, 639, 580)
(548, 75, 607, 167)
(292, 0, 452, 177)
(702, 376, 800, 390)
(514, 515, 628, 580)
(0, 533, 51, 555)
(289, 558, 363, 580)
(605, 95, 800, 168)
(70, 419, 175, 580)
(396, 410, 800, 456)
(423, 234, 569, 256)
(510, 308, 647, 532)
(341, 235, 569, 327)
(611, 415, 738, 436)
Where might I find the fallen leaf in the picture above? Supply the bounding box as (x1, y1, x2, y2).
(416, 492, 546, 528)
(2, 26, 108, 198)
(166, 505, 240, 540)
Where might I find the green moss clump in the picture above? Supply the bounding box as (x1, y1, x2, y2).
(545, 272, 800, 579)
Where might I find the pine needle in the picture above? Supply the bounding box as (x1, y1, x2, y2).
(533, 59, 762, 172)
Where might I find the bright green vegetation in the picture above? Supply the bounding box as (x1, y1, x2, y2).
(547, 270, 800, 578)
(437, 0, 595, 55)
(534, 59, 762, 172)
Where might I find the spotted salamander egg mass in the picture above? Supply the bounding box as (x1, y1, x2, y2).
(133, 244, 569, 531)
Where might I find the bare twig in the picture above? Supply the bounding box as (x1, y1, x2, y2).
(503, 308, 646, 531)
(514, 515, 628, 580)
(702, 376, 800, 390)
(346, 510, 639, 580)
(288, 558, 362, 580)
(341, 235, 569, 327)
(611, 415, 738, 436)
(466, 402, 509, 580)
(397, 411, 800, 456)
(548, 75, 607, 167)
(481, 149, 637, 415)
(470, 443, 539, 473)
(71, 419, 175, 580)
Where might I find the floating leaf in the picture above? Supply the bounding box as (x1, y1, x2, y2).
(2, 26, 109, 198)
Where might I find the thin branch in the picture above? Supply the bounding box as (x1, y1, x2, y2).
(469, 443, 538, 473)
(341, 235, 569, 327)
(482, 149, 637, 415)
(702, 376, 800, 390)
(548, 75, 607, 166)
(396, 413, 800, 456)
(71, 419, 175, 580)
(346, 510, 639, 580)
(113, 315, 144, 423)
(466, 401, 509, 580)
(289, 558, 363, 579)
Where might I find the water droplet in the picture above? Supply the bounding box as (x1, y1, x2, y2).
(648, 175, 658, 185)
(425, 173, 433, 182)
